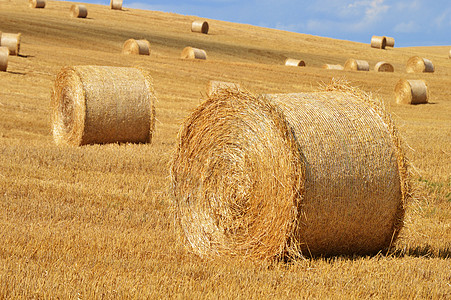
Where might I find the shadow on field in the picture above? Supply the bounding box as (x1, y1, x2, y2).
(392, 245, 451, 259)
(18, 54, 34, 58)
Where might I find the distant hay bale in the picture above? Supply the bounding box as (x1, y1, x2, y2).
(0, 33, 21, 56)
(207, 80, 240, 97)
(374, 61, 394, 72)
(385, 37, 395, 47)
(0, 47, 9, 72)
(395, 79, 428, 105)
(110, 0, 122, 10)
(172, 79, 408, 260)
(449, 49, 451, 58)
(191, 20, 209, 34)
(70, 4, 88, 18)
(29, 0, 46, 8)
(122, 39, 150, 55)
(322, 64, 344, 70)
(344, 59, 369, 71)
(51, 66, 156, 146)
(371, 36, 386, 49)
(406, 56, 434, 73)
(181, 47, 207, 60)
(284, 58, 305, 67)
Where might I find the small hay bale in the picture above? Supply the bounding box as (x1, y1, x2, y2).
(171, 79, 408, 260)
(385, 36, 395, 47)
(344, 58, 369, 71)
(51, 66, 156, 146)
(70, 4, 88, 18)
(374, 61, 394, 72)
(371, 36, 386, 49)
(0, 33, 21, 56)
(322, 64, 344, 70)
(110, 0, 122, 10)
(207, 80, 240, 97)
(284, 58, 305, 67)
(29, 0, 46, 8)
(395, 79, 428, 105)
(181, 47, 207, 60)
(449, 49, 451, 58)
(191, 20, 209, 34)
(0, 47, 9, 72)
(122, 39, 150, 55)
(406, 56, 434, 73)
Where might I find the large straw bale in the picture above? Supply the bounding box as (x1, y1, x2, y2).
(110, 0, 122, 10)
(122, 39, 150, 55)
(374, 61, 394, 72)
(371, 36, 386, 49)
(70, 4, 88, 18)
(322, 64, 344, 70)
(406, 56, 434, 73)
(207, 80, 241, 97)
(181, 47, 207, 60)
(449, 49, 451, 58)
(385, 36, 395, 47)
(0, 33, 21, 56)
(395, 79, 428, 105)
(285, 58, 305, 67)
(0, 47, 9, 72)
(191, 20, 209, 34)
(29, 0, 46, 8)
(51, 66, 156, 146)
(344, 58, 369, 71)
(172, 79, 408, 260)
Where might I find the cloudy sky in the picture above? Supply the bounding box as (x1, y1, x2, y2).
(82, 0, 450, 47)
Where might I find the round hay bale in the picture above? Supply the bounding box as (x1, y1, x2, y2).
(181, 47, 207, 60)
(29, 0, 46, 8)
(51, 66, 156, 146)
(122, 39, 151, 55)
(284, 58, 305, 67)
(110, 0, 122, 10)
(449, 49, 451, 58)
(0, 47, 9, 72)
(406, 56, 434, 73)
(371, 36, 386, 49)
(344, 59, 369, 71)
(172, 81, 408, 260)
(0, 33, 21, 56)
(191, 20, 209, 34)
(374, 61, 394, 72)
(70, 4, 88, 18)
(385, 36, 395, 47)
(322, 64, 344, 70)
(207, 80, 241, 97)
(395, 79, 428, 105)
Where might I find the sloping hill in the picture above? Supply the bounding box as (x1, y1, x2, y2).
(0, 0, 450, 297)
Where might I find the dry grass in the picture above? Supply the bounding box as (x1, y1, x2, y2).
(0, 0, 450, 298)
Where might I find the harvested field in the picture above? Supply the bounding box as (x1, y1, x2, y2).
(0, 0, 450, 298)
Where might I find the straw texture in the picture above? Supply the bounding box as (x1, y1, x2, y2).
(0, 33, 21, 56)
(385, 37, 395, 47)
(29, 0, 46, 8)
(406, 56, 434, 73)
(70, 4, 88, 18)
(172, 79, 408, 260)
(181, 47, 207, 60)
(395, 79, 428, 105)
(322, 64, 344, 70)
(51, 66, 156, 146)
(207, 80, 241, 97)
(110, 0, 122, 10)
(122, 39, 150, 55)
(0, 47, 8, 72)
(374, 61, 394, 72)
(344, 59, 369, 71)
(191, 20, 209, 34)
(285, 58, 305, 67)
(371, 36, 386, 49)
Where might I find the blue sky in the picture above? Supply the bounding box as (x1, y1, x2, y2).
(80, 0, 450, 47)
